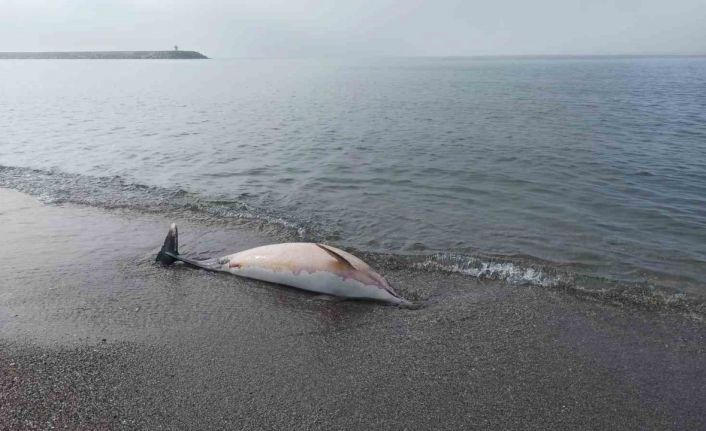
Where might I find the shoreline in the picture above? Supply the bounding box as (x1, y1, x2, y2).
(1, 188, 704, 429)
(0, 164, 703, 316)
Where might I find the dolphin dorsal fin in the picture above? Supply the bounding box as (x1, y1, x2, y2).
(316, 244, 356, 270)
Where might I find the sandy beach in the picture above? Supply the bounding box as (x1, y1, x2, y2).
(1, 187, 704, 430)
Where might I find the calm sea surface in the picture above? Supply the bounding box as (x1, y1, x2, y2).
(1, 57, 705, 299)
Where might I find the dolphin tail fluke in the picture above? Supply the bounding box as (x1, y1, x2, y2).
(156, 223, 179, 264)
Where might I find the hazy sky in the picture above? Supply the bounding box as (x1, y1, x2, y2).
(1, 0, 705, 57)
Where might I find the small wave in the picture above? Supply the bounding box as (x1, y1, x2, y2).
(168, 131, 200, 138)
(0, 164, 313, 241)
(413, 253, 566, 287)
(633, 170, 655, 176)
(411, 252, 704, 316)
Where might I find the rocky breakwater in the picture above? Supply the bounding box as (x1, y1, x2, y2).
(0, 50, 208, 59)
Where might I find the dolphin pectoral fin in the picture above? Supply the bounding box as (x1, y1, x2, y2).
(316, 244, 356, 270)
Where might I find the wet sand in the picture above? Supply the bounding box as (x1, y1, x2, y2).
(1, 188, 704, 430)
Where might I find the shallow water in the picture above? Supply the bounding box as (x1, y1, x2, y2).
(1, 57, 705, 300)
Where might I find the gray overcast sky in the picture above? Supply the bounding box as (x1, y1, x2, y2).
(1, 0, 705, 57)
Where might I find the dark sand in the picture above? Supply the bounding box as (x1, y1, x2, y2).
(1, 188, 704, 430)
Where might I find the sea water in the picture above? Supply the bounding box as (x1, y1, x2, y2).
(1, 56, 705, 302)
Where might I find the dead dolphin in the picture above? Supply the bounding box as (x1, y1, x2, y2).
(156, 223, 413, 306)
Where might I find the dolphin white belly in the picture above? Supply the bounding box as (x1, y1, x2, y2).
(221, 243, 403, 303)
(156, 224, 407, 305)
